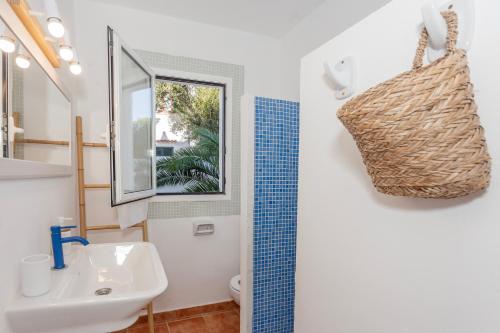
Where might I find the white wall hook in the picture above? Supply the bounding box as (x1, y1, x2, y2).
(324, 57, 356, 100)
(422, 0, 475, 62)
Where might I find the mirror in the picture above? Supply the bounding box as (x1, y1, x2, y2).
(1, 19, 71, 166)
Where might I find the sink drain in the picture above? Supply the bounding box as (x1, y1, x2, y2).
(95, 288, 112, 296)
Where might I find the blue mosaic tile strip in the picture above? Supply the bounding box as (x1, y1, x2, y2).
(253, 97, 300, 333)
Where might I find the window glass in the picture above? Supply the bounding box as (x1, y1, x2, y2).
(120, 49, 153, 194)
(156, 146, 174, 157)
(155, 77, 225, 194)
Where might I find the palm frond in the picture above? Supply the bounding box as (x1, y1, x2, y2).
(156, 128, 221, 193)
(184, 178, 220, 193)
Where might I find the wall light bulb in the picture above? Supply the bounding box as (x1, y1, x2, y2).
(47, 17, 64, 38)
(15, 54, 30, 69)
(59, 45, 74, 61)
(69, 61, 82, 75)
(0, 36, 15, 53)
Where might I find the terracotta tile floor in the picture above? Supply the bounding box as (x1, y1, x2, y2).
(112, 301, 240, 333)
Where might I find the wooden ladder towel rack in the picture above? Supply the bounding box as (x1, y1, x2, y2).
(12, 112, 70, 148)
(16, 138, 70, 146)
(75, 116, 155, 333)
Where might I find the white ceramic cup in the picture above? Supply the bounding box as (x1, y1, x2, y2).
(21, 254, 51, 297)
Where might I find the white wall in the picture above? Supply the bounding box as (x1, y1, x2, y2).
(278, 0, 390, 100)
(296, 1, 500, 332)
(150, 216, 240, 310)
(71, 0, 281, 311)
(0, 178, 75, 333)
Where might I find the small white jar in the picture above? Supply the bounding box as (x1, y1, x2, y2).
(20, 254, 51, 297)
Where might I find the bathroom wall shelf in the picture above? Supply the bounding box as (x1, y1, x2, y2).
(75, 116, 155, 333)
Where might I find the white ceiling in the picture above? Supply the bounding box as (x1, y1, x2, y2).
(90, 0, 326, 37)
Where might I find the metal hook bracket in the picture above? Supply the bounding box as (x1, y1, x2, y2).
(324, 57, 356, 100)
(422, 0, 475, 62)
(100, 124, 110, 148)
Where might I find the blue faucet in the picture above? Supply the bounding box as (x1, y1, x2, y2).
(50, 225, 89, 270)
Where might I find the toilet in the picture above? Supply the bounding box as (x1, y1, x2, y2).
(229, 275, 240, 305)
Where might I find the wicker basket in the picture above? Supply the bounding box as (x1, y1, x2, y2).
(337, 11, 490, 199)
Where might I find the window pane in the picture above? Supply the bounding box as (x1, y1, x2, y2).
(120, 49, 152, 194)
(155, 78, 224, 194)
(156, 146, 174, 157)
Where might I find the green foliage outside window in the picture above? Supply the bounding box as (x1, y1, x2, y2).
(155, 80, 223, 193)
(155, 81, 220, 140)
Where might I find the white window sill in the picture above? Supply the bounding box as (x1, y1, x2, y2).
(151, 193, 231, 202)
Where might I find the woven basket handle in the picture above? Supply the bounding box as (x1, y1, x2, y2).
(413, 10, 458, 69)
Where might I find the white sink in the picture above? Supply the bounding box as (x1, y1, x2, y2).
(6, 242, 168, 333)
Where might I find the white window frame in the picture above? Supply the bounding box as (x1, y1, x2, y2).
(151, 68, 232, 203)
(108, 27, 157, 206)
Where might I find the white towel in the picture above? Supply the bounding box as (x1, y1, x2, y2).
(116, 198, 150, 230)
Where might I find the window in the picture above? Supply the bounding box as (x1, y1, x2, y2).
(108, 27, 156, 206)
(156, 147, 174, 158)
(155, 77, 226, 195)
(109, 27, 228, 205)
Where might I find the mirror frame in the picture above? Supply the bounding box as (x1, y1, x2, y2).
(0, 1, 72, 179)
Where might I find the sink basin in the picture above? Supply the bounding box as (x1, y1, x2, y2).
(6, 242, 168, 333)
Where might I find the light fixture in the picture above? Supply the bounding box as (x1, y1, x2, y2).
(47, 17, 65, 38)
(69, 61, 82, 75)
(44, 0, 65, 38)
(0, 21, 15, 53)
(0, 35, 15, 53)
(59, 44, 73, 61)
(15, 53, 31, 69)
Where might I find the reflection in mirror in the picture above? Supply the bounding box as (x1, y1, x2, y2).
(1, 19, 71, 166)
